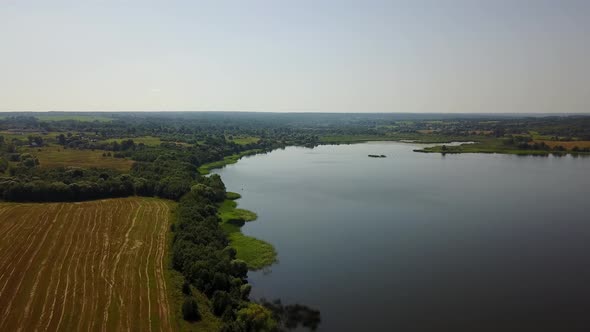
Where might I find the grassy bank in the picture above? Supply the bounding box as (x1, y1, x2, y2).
(218, 192, 277, 270)
(414, 138, 590, 156)
(319, 133, 483, 144)
(320, 133, 590, 156)
(198, 149, 263, 175)
(219, 199, 258, 224)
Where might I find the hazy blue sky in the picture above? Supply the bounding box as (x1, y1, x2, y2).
(1, 0, 589, 113)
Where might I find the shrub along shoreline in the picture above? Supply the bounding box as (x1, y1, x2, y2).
(171, 175, 320, 331)
(219, 193, 277, 270)
(171, 175, 279, 331)
(198, 149, 264, 175)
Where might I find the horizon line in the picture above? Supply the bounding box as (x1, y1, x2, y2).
(1, 110, 589, 115)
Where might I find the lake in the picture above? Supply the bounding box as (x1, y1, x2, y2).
(214, 142, 590, 331)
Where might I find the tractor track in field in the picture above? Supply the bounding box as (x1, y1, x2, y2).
(0, 198, 174, 332)
(0, 208, 53, 326)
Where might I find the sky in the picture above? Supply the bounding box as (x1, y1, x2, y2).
(1, 0, 589, 113)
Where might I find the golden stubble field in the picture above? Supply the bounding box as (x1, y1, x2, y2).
(0, 197, 173, 332)
(534, 140, 590, 150)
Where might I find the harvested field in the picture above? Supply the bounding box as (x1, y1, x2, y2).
(0, 197, 173, 332)
(534, 140, 590, 150)
(23, 146, 134, 171)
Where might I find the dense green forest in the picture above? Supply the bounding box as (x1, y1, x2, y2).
(0, 111, 588, 331)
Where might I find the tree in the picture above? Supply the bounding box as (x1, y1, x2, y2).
(20, 153, 39, 168)
(57, 134, 66, 145)
(240, 284, 252, 300)
(120, 139, 135, 151)
(182, 298, 201, 321)
(212, 291, 233, 316)
(231, 259, 248, 279)
(182, 280, 192, 295)
(236, 303, 276, 332)
(223, 247, 237, 260)
(0, 158, 8, 173)
(259, 299, 321, 331)
(36, 137, 43, 146)
(212, 272, 230, 292)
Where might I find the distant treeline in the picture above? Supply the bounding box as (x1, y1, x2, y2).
(2, 112, 589, 142)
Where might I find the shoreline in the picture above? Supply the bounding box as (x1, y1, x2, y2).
(198, 149, 265, 175)
(218, 192, 277, 270)
(319, 135, 590, 156)
(200, 150, 279, 270)
(413, 141, 590, 156)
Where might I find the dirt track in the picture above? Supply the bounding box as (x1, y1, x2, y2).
(0, 197, 173, 332)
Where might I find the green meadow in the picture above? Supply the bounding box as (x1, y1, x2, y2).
(102, 136, 162, 146)
(319, 133, 483, 144)
(198, 149, 263, 175)
(218, 192, 277, 270)
(414, 138, 590, 156)
(227, 136, 260, 145)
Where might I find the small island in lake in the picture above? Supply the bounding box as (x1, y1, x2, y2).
(368, 154, 387, 158)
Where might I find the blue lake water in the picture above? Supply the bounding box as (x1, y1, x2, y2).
(214, 142, 590, 331)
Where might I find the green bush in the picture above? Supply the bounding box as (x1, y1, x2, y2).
(182, 297, 201, 321)
(212, 291, 233, 316)
(182, 280, 192, 295)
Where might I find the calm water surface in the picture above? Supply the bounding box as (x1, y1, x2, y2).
(214, 142, 590, 331)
